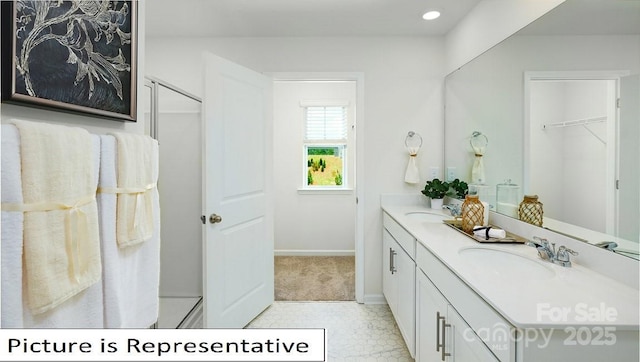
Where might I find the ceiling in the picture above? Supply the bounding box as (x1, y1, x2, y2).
(144, 0, 482, 37)
(518, 0, 640, 36)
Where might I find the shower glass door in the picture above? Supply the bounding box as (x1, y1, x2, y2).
(146, 77, 203, 328)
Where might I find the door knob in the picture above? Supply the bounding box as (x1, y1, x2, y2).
(209, 214, 223, 224)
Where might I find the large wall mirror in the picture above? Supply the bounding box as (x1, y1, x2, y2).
(444, 0, 640, 259)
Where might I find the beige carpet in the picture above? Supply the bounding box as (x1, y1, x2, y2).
(275, 256, 355, 301)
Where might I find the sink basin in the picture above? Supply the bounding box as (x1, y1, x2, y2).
(459, 246, 556, 279)
(404, 212, 447, 222)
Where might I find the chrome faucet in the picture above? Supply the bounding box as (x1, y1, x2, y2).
(526, 236, 579, 267)
(443, 204, 462, 217)
(554, 245, 579, 267)
(526, 236, 555, 261)
(595, 241, 618, 251)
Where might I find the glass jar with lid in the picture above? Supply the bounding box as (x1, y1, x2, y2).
(496, 180, 520, 218)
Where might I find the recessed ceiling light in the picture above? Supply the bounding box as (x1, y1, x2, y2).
(422, 10, 441, 20)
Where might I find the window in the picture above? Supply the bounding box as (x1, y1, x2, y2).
(303, 105, 348, 188)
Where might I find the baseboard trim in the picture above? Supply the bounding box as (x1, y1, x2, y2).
(275, 250, 356, 257)
(363, 294, 387, 305)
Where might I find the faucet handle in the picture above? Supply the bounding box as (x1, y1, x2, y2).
(530, 236, 543, 245)
(526, 237, 554, 261)
(558, 245, 578, 256)
(530, 236, 551, 248)
(554, 245, 579, 267)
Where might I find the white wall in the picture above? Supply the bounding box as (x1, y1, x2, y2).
(561, 81, 608, 231)
(529, 82, 565, 218)
(1, 2, 147, 136)
(146, 36, 446, 300)
(530, 80, 609, 232)
(445, 0, 565, 74)
(273, 81, 356, 254)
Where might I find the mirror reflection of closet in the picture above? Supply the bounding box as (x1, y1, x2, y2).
(526, 75, 617, 238)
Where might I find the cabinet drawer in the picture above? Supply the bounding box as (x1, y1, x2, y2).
(383, 212, 415, 259)
(417, 243, 515, 362)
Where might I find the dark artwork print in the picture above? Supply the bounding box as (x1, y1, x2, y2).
(3, 1, 136, 121)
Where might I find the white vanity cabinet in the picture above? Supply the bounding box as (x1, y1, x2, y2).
(382, 213, 416, 357)
(417, 270, 499, 362)
(381, 204, 639, 362)
(416, 241, 515, 362)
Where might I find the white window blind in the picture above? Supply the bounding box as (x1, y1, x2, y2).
(305, 106, 347, 141)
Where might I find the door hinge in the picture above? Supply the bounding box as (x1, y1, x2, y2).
(616, 180, 620, 190)
(616, 98, 620, 108)
(356, 197, 359, 204)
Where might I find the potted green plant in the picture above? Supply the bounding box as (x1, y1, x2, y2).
(447, 179, 469, 199)
(421, 178, 449, 210)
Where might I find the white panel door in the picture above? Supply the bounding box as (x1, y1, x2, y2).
(203, 53, 274, 328)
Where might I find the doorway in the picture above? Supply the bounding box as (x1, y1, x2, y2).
(272, 75, 364, 303)
(524, 71, 625, 237)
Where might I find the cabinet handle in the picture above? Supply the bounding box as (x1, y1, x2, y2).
(441, 317, 452, 361)
(389, 248, 397, 274)
(436, 311, 445, 352)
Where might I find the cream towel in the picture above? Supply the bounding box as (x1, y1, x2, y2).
(99, 135, 161, 327)
(404, 147, 420, 184)
(23, 135, 104, 328)
(109, 132, 158, 247)
(11, 120, 101, 315)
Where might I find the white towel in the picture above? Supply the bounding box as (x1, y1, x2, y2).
(1, 125, 25, 328)
(99, 135, 161, 328)
(1, 125, 104, 327)
(11, 120, 102, 315)
(473, 226, 507, 240)
(404, 147, 420, 184)
(110, 132, 158, 247)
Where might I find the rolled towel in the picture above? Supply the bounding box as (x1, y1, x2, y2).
(473, 226, 506, 240)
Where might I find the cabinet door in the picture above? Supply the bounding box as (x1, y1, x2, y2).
(396, 244, 416, 357)
(447, 305, 499, 362)
(416, 270, 449, 362)
(382, 229, 398, 313)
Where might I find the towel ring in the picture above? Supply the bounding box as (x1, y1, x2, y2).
(470, 131, 488, 149)
(405, 131, 423, 149)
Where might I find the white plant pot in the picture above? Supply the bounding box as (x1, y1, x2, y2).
(430, 198, 444, 210)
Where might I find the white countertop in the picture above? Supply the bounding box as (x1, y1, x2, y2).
(382, 204, 640, 330)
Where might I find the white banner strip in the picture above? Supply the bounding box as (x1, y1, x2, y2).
(0, 329, 326, 361)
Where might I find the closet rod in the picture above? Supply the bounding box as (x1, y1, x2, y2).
(542, 116, 606, 129)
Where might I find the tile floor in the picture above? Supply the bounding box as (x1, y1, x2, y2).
(246, 301, 413, 361)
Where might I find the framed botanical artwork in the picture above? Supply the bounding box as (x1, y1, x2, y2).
(1, 0, 137, 122)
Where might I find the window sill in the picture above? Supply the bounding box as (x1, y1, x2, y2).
(297, 188, 354, 195)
